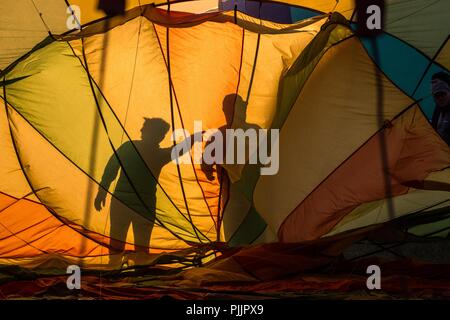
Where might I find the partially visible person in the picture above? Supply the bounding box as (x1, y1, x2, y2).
(431, 72, 450, 146)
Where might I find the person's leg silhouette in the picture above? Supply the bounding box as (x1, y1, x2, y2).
(108, 197, 132, 267)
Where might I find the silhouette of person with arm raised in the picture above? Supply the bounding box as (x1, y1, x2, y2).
(94, 118, 200, 267)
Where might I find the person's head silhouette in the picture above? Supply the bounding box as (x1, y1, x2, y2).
(222, 94, 247, 126)
(141, 118, 170, 144)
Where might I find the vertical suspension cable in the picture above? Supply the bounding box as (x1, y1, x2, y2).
(331, 0, 340, 13)
(244, 2, 262, 103)
(30, 0, 55, 39)
(216, 26, 246, 241)
(89, 15, 110, 297)
(165, 11, 204, 244)
(218, 1, 264, 244)
(371, 38, 395, 222)
(149, 22, 218, 242)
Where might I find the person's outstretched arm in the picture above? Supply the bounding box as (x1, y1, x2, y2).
(164, 131, 203, 165)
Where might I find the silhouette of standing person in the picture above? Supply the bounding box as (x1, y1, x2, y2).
(201, 94, 262, 236)
(201, 94, 234, 182)
(201, 94, 261, 182)
(95, 118, 199, 266)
